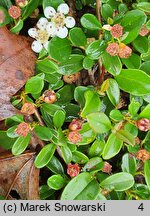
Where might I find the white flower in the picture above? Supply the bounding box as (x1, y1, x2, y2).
(44, 3, 76, 39)
(28, 17, 50, 53)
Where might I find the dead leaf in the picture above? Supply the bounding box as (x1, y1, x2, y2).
(0, 151, 39, 199)
(0, 27, 36, 120)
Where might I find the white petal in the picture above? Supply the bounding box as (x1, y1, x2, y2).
(37, 17, 48, 30)
(46, 22, 56, 35)
(44, 6, 56, 18)
(56, 26, 68, 38)
(31, 40, 43, 53)
(65, 16, 75, 28)
(28, 28, 38, 38)
(43, 41, 49, 50)
(57, 3, 69, 15)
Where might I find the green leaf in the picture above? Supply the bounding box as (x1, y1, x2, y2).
(136, 2, 150, 13)
(109, 109, 124, 122)
(101, 3, 113, 20)
(78, 122, 96, 145)
(25, 76, 44, 94)
(12, 134, 31, 156)
(53, 110, 66, 128)
(81, 90, 101, 118)
(10, 19, 24, 33)
(57, 84, 75, 104)
(106, 78, 120, 106)
(100, 172, 134, 191)
(74, 86, 93, 108)
(81, 13, 102, 30)
(34, 126, 53, 141)
(132, 36, 148, 54)
(139, 104, 150, 119)
(72, 151, 89, 164)
(61, 145, 72, 164)
(43, 0, 64, 9)
(140, 61, 150, 76)
(87, 112, 112, 134)
(102, 51, 122, 76)
(34, 144, 56, 168)
(83, 56, 94, 69)
(128, 98, 140, 116)
(40, 185, 55, 200)
(48, 37, 71, 62)
(121, 53, 141, 69)
(47, 155, 64, 175)
(22, 0, 40, 20)
(85, 40, 106, 60)
(7, 125, 19, 138)
(69, 27, 87, 46)
(82, 157, 104, 172)
(102, 133, 123, 160)
(0, 6, 10, 27)
(115, 130, 135, 146)
(58, 55, 84, 75)
(121, 153, 137, 176)
(42, 103, 63, 116)
(36, 59, 58, 74)
(88, 140, 105, 158)
(61, 172, 99, 200)
(124, 123, 138, 137)
(144, 160, 150, 190)
(47, 175, 66, 190)
(115, 69, 150, 96)
(0, 0, 12, 8)
(0, 131, 16, 150)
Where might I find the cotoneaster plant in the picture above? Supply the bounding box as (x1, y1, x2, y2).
(0, 0, 150, 200)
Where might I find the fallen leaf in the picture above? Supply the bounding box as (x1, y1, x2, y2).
(0, 151, 39, 199)
(0, 27, 36, 120)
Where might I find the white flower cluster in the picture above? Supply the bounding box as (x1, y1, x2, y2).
(28, 3, 76, 53)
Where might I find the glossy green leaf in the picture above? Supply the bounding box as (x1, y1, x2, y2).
(34, 126, 53, 141)
(102, 133, 123, 160)
(81, 13, 102, 30)
(102, 52, 122, 76)
(58, 55, 84, 75)
(0, 131, 16, 150)
(136, 2, 150, 13)
(53, 110, 66, 128)
(61, 172, 99, 200)
(124, 123, 138, 137)
(36, 59, 58, 74)
(47, 175, 66, 190)
(115, 69, 150, 96)
(69, 27, 87, 46)
(42, 103, 63, 116)
(140, 61, 150, 76)
(100, 172, 134, 191)
(87, 112, 112, 134)
(47, 155, 64, 175)
(121, 53, 141, 69)
(81, 90, 101, 118)
(121, 153, 137, 176)
(74, 86, 92, 108)
(72, 151, 89, 164)
(43, 0, 64, 9)
(83, 56, 94, 69)
(25, 76, 44, 94)
(34, 143, 56, 168)
(61, 145, 72, 164)
(48, 37, 71, 62)
(57, 84, 75, 104)
(7, 125, 19, 138)
(106, 78, 120, 106)
(128, 98, 140, 116)
(0, 6, 10, 27)
(115, 130, 135, 146)
(10, 19, 23, 33)
(132, 36, 148, 54)
(101, 3, 113, 20)
(12, 134, 31, 156)
(144, 160, 150, 190)
(89, 140, 105, 158)
(139, 104, 150, 119)
(82, 157, 104, 172)
(40, 185, 55, 200)
(22, 0, 40, 20)
(78, 122, 96, 145)
(109, 109, 124, 121)
(85, 40, 106, 60)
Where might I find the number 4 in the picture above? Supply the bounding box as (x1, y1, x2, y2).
(138, 203, 144, 211)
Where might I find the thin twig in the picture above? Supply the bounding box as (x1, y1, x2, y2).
(34, 108, 45, 126)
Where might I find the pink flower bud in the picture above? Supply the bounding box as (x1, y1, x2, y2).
(15, 122, 30, 137)
(106, 42, 119, 56)
(40, 90, 57, 104)
(118, 43, 132, 58)
(136, 149, 150, 162)
(63, 72, 80, 84)
(68, 131, 82, 144)
(139, 25, 149, 36)
(136, 118, 150, 132)
(110, 24, 123, 38)
(67, 163, 80, 177)
(21, 102, 35, 115)
(8, 5, 21, 19)
(68, 119, 83, 131)
(102, 162, 112, 174)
